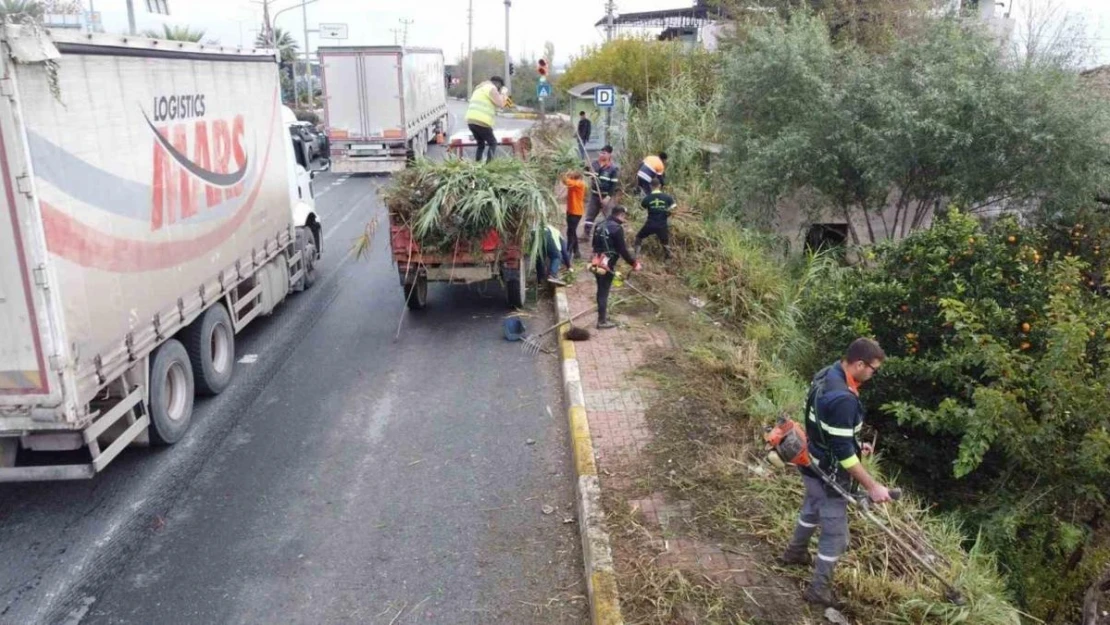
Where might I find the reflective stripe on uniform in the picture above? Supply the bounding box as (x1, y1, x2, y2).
(798, 519, 818, 529)
(637, 163, 654, 182)
(466, 84, 496, 127)
(840, 454, 860, 469)
(820, 421, 856, 438)
(817, 553, 840, 563)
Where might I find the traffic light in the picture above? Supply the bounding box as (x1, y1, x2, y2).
(509, 62, 515, 76)
(537, 58, 548, 79)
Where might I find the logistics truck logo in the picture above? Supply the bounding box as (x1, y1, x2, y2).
(35, 91, 279, 273)
(144, 96, 250, 233)
(144, 93, 249, 231)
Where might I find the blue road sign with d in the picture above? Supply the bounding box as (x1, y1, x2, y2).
(595, 86, 616, 108)
(537, 82, 553, 99)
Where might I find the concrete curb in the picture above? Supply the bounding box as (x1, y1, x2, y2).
(554, 288, 624, 625)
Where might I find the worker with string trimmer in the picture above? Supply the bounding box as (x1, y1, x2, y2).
(780, 338, 893, 609)
(582, 146, 620, 240)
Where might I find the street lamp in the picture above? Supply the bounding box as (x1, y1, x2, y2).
(271, 0, 320, 108)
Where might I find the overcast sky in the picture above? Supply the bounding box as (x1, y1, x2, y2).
(90, 0, 1110, 67)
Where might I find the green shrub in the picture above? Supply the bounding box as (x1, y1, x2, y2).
(803, 210, 1110, 622)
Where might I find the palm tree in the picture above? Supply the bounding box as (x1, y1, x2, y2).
(143, 24, 207, 43)
(256, 27, 299, 63)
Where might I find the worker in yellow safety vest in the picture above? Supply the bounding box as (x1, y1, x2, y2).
(466, 75, 509, 162)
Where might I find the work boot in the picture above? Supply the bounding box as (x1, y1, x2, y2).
(778, 546, 813, 567)
(803, 584, 843, 610)
(547, 276, 567, 287)
(634, 243, 642, 258)
(597, 320, 618, 330)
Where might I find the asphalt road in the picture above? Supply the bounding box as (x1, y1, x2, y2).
(0, 112, 586, 624)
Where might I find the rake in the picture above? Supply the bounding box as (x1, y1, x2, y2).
(521, 305, 599, 356)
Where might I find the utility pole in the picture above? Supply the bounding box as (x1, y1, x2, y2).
(605, 0, 616, 145)
(399, 18, 413, 47)
(503, 0, 511, 92)
(389, 28, 400, 45)
(260, 0, 273, 45)
(605, 0, 616, 42)
(466, 0, 474, 97)
(302, 0, 312, 108)
(125, 0, 136, 35)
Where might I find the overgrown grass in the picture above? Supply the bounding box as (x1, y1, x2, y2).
(631, 209, 1027, 625)
(622, 75, 723, 193)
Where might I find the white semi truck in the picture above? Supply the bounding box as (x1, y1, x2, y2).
(319, 45, 448, 173)
(0, 26, 324, 481)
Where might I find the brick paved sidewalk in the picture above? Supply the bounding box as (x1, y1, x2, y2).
(564, 275, 752, 584)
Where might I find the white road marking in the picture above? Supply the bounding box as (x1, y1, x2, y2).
(324, 205, 367, 241)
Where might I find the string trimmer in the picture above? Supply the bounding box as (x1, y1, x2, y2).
(586, 264, 660, 309)
(764, 416, 967, 606)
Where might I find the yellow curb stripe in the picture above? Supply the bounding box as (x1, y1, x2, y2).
(590, 571, 623, 625)
(560, 337, 577, 361)
(554, 286, 624, 625)
(569, 405, 597, 477)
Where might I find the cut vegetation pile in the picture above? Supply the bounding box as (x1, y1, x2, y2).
(381, 157, 556, 256)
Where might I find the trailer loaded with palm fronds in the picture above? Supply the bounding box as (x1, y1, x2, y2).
(383, 150, 556, 309)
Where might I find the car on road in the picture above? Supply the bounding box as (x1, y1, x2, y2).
(290, 121, 320, 162)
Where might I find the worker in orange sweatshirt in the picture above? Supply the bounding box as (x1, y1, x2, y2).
(636, 152, 667, 196)
(563, 171, 587, 260)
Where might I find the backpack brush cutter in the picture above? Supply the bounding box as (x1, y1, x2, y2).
(764, 416, 967, 606)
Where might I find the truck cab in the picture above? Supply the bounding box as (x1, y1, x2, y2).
(285, 106, 324, 275)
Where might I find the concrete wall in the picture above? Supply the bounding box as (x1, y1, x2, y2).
(772, 189, 936, 254)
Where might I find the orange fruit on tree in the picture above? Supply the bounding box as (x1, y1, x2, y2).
(1021, 322, 1031, 333)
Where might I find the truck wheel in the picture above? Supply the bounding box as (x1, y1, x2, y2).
(506, 274, 526, 309)
(149, 339, 195, 446)
(296, 226, 318, 290)
(184, 304, 235, 396)
(404, 275, 428, 310)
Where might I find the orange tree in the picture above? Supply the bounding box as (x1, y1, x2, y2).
(802, 210, 1110, 622)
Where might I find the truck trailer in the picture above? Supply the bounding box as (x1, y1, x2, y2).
(319, 46, 448, 173)
(0, 26, 323, 481)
